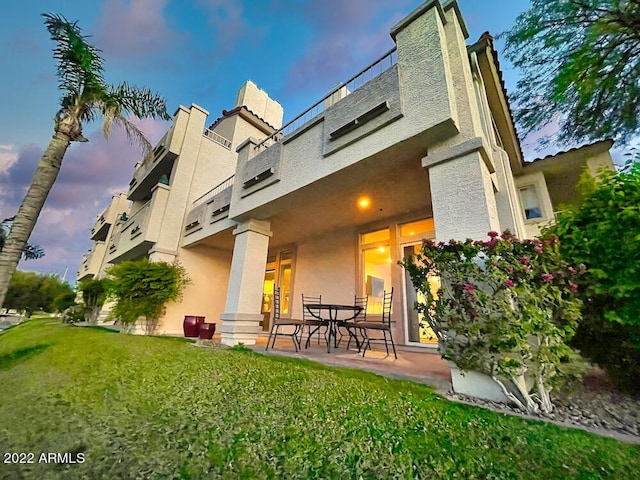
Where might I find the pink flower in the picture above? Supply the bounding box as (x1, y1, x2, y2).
(541, 273, 555, 283)
(567, 266, 576, 273)
(488, 231, 499, 238)
(569, 282, 579, 293)
(520, 256, 530, 265)
(535, 246, 544, 254)
(464, 284, 476, 292)
(504, 279, 515, 288)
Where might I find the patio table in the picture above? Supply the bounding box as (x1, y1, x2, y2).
(305, 303, 362, 353)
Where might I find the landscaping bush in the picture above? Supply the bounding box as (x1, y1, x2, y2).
(61, 305, 85, 324)
(401, 231, 582, 413)
(77, 278, 110, 324)
(106, 258, 190, 334)
(544, 161, 640, 391)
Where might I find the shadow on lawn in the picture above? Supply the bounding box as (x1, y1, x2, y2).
(0, 344, 50, 371)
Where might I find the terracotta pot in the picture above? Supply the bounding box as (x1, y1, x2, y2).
(183, 315, 205, 337)
(199, 322, 216, 340)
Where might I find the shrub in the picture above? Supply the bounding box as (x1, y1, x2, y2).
(401, 231, 582, 413)
(106, 258, 190, 334)
(77, 278, 110, 324)
(544, 161, 640, 391)
(61, 305, 85, 324)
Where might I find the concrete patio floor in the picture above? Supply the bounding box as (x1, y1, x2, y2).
(246, 335, 453, 393)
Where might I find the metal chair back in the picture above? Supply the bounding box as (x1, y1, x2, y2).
(381, 288, 393, 326)
(272, 288, 282, 323)
(302, 293, 322, 321)
(354, 295, 368, 322)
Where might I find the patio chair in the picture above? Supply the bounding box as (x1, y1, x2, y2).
(337, 295, 368, 350)
(359, 288, 397, 359)
(266, 288, 304, 351)
(301, 293, 327, 348)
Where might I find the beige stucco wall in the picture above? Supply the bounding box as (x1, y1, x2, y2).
(235, 80, 283, 129)
(291, 227, 357, 319)
(187, 137, 236, 204)
(156, 244, 232, 335)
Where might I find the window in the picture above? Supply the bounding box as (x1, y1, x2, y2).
(519, 185, 543, 220)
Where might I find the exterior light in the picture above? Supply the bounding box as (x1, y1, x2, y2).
(357, 197, 371, 209)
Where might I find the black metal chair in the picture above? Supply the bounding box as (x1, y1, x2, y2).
(301, 293, 327, 348)
(266, 288, 304, 351)
(337, 295, 368, 350)
(358, 288, 397, 359)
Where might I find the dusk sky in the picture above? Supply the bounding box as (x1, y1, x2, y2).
(0, 0, 575, 283)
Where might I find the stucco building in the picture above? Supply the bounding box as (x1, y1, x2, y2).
(79, 0, 613, 348)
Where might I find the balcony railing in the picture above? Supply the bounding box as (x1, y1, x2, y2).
(255, 47, 398, 150)
(203, 129, 232, 149)
(191, 175, 235, 207)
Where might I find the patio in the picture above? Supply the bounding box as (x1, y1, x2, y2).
(247, 335, 452, 393)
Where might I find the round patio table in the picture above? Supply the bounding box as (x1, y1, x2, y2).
(305, 304, 362, 353)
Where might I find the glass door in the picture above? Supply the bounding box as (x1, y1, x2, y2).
(260, 250, 295, 332)
(261, 257, 276, 332)
(402, 243, 438, 347)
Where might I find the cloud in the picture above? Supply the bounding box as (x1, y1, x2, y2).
(0, 116, 169, 280)
(195, 0, 252, 55)
(284, 0, 413, 92)
(93, 0, 182, 62)
(0, 145, 18, 175)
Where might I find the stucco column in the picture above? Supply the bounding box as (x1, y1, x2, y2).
(423, 139, 501, 241)
(219, 219, 272, 346)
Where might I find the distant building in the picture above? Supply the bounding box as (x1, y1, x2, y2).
(80, 0, 613, 348)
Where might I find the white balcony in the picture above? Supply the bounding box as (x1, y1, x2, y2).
(107, 184, 171, 263)
(77, 241, 107, 281)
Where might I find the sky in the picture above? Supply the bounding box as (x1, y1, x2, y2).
(0, 0, 574, 283)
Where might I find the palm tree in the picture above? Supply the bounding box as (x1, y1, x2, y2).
(0, 14, 171, 308)
(0, 216, 45, 260)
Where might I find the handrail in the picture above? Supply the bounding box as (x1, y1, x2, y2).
(203, 129, 232, 149)
(192, 175, 235, 206)
(255, 47, 398, 150)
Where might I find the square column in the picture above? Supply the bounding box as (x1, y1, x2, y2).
(219, 219, 272, 346)
(423, 138, 501, 241)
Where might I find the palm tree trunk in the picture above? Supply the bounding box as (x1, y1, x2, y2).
(0, 130, 72, 308)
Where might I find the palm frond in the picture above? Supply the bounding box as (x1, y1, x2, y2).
(112, 115, 154, 156)
(110, 83, 172, 121)
(0, 216, 45, 260)
(42, 13, 105, 101)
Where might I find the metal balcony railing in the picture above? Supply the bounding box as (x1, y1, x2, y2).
(203, 129, 232, 149)
(255, 47, 398, 150)
(191, 175, 235, 207)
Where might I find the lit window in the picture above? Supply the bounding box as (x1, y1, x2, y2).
(518, 185, 543, 220)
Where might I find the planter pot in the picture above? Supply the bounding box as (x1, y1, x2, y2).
(183, 315, 205, 338)
(449, 362, 510, 404)
(198, 322, 216, 340)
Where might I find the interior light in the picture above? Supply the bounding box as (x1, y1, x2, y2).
(378, 246, 385, 253)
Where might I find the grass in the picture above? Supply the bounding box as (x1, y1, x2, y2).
(0, 319, 638, 479)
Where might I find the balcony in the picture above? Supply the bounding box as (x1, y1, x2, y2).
(128, 127, 180, 202)
(107, 184, 170, 262)
(90, 214, 109, 241)
(255, 47, 398, 151)
(77, 241, 107, 281)
(182, 176, 235, 246)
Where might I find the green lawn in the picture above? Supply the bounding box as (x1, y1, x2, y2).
(0, 319, 638, 479)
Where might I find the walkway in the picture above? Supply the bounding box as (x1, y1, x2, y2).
(247, 335, 452, 393)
